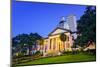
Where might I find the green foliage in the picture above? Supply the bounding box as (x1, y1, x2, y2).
(83, 49, 96, 55)
(60, 33, 67, 42)
(12, 33, 42, 55)
(35, 51, 41, 55)
(76, 6, 96, 47)
(59, 33, 67, 51)
(63, 51, 72, 55)
(18, 53, 24, 57)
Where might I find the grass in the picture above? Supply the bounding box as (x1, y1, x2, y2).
(16, 53, 96, 66)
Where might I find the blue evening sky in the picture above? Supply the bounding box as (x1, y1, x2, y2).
(12, 1, 87, 37)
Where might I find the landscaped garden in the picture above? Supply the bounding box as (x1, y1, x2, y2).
(16, 53, 96, 66)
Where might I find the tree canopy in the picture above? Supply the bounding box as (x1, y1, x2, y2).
(75, 6, 96, 47)
(12, 33, 42, 55)
(60, 33, 67, 42)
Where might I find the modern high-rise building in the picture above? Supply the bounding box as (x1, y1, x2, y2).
(66, 15, 77, 39)
(58, 15, 77, 39)
(67, 15, 77, 32)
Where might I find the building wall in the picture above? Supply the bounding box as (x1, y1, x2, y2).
(42, 32, 73, 55)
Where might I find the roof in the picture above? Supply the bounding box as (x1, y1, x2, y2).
(43, 37, 48, 39)
(48, 27, 72, 36)
(59, 20, 65, 24)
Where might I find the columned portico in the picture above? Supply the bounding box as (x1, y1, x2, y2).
(42, 28, 73, 56)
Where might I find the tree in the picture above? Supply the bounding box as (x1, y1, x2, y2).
(28, 33, 42, 55)
(59, 33, 67, 51)
(75, 6, 96, 47)
(12, 33, 42, 56)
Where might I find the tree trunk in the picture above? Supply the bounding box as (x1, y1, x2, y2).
(63, 42, 65, 51)
(59, 44, 60, 52)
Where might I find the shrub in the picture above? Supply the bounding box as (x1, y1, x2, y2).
(32, 51, 42, 60)
(84, 49, 96, 55)
(63, 51, 72, 55)
(46, 51, 59, 57)
(35, 51, 41, 55)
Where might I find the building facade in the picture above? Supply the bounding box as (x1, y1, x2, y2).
(37, 15, 77, 56)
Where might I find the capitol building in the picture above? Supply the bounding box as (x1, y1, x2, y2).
(37, 15, 77, 56)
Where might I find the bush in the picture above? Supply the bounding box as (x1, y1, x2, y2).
(63, 51, 72, 55)
(12, 53, 25, 59)
(32, 51, 42, 60)
(45, 51, 59, 57)
(84, 49, 96, 55)
(35, 51, 41, 55)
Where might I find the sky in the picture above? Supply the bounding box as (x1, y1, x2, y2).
(12, 1, 87, 37)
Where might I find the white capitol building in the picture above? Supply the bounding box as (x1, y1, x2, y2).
(37, 14, 78, 56)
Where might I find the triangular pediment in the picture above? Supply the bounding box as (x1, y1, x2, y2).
(48, 27, 71, 36)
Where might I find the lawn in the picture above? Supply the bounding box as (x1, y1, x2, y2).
(16, 53, 96, 66)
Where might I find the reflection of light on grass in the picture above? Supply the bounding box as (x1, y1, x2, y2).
(17, 53, 96, 66)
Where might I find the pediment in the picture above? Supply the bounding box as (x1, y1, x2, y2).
(48, 27, 70, 36)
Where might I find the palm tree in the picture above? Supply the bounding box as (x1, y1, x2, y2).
(59, 33, 67, 51)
